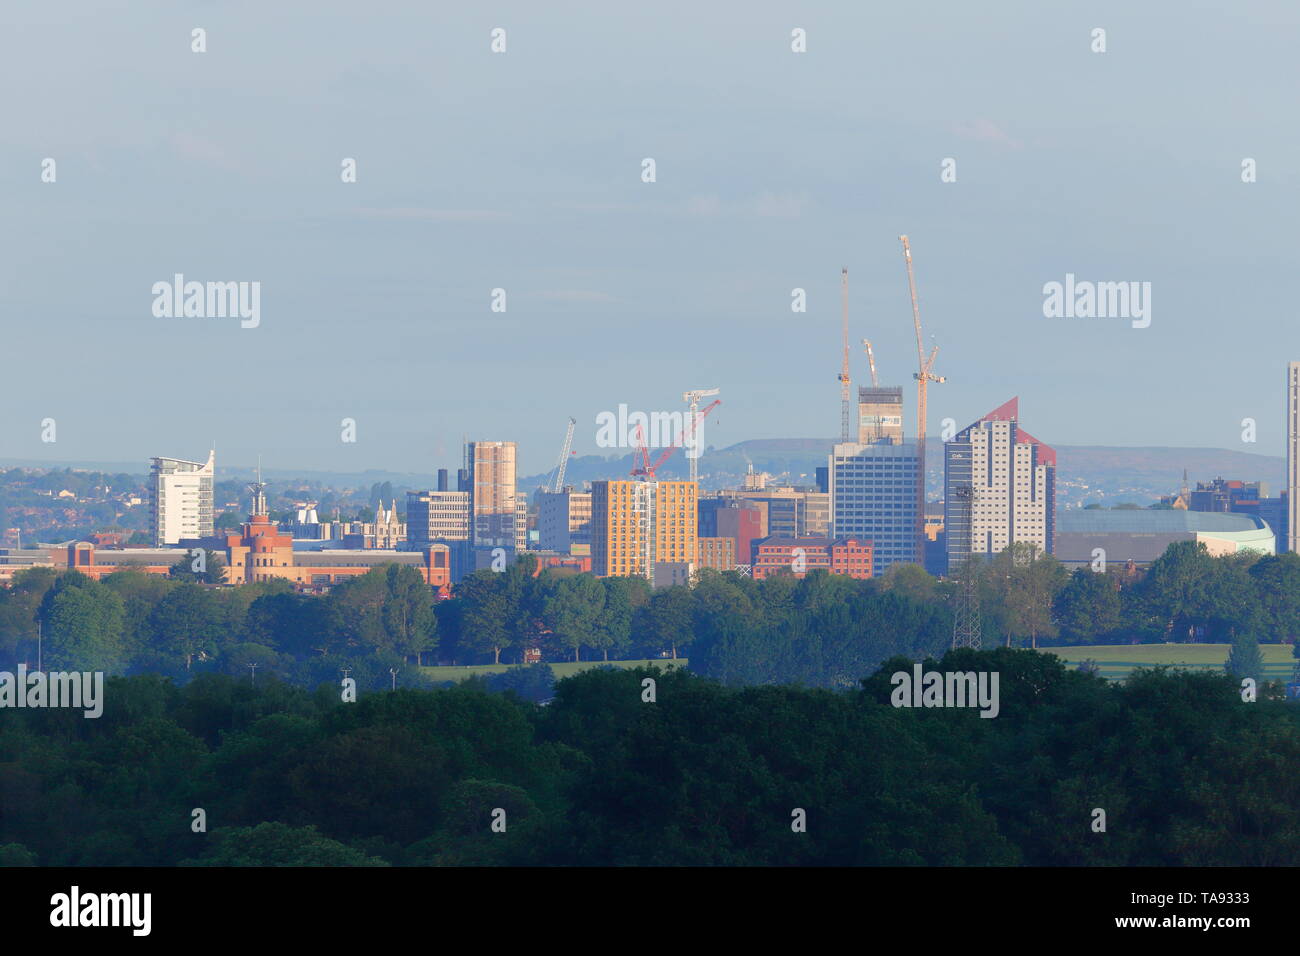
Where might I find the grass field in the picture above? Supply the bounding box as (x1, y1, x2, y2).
(1044, 643, 1296, 682)
(418, 658, 687, 682)
(418, 645, 1296, 686)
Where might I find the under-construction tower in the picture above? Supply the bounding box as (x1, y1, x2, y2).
(857, 345, 904, 446)
(951, 484, 982, 650)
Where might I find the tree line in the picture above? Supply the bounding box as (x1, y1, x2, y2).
(1, 541, 1298, 691)
(0, 652, 1295, 866)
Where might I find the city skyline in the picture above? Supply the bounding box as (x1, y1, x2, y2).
(4, 0, 1298, 894)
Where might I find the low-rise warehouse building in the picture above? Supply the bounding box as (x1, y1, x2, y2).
(1054, 509, 1276, 570)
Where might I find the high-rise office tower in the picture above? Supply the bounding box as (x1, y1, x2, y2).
(1290, 363, 1300, 553)
(829, 441, 919, 576)
(591, 480, 697, 580)
(943, 398, 1055, 573)
(150, 450, 215, 545)
(857, 386, 904, 445)
(467, 441, 518, 551)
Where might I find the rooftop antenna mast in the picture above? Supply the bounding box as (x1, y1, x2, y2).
(246, 455, 268, 516)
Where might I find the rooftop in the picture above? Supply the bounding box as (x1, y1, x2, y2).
(1057, 510, 1269, 534)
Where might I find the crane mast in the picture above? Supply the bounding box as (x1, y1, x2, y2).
(682, 387, 720, 485)
(900, 235, 944, 565)
(838, 268, 851, 442)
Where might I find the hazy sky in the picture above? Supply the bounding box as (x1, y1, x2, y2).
(3, 1, 1298, 476)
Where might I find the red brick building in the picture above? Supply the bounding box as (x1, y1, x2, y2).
(751, 536, 873, 580)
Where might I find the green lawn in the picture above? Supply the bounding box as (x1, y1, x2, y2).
(419, 658, 687, 682)
(1043, 643, 1296, 681)
(421, 645, 1296, 686)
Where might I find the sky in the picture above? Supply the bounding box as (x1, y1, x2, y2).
(3, 0, 1298, 476)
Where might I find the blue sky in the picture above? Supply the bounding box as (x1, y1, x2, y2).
(3, 0, 1297, 475)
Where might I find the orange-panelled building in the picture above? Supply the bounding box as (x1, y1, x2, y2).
(590, 480, 698, 579)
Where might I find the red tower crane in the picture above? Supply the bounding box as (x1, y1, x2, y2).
(630, 399, 721, 480)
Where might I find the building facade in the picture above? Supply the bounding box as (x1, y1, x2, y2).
(405, 490, 471, 546)
(1055, 510, 1275, 570)
(222, 507, 448, 591)
(726, 487, 830, 539)
(696, 535, 736, 572)
(857, 386, 904, 445)
(712, 499, 765, 567)
(751, 536, 873, 580)
(1189, 477, 1269, 513)
(590, 480, 697, 581)
(538, 489, 592, 554)
(1181, 476, 1287, 553)
(830, 440, 919, 576)
(468, 441, 518, 551)
(150, 450, 215, 545)
(944, 398, 1055, 573)
(4, 532, 451, 594)
(371, 501, 404, 549)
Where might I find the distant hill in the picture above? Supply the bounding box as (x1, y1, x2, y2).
(0, 460, 437, 491)
(521, 439, 1286, 508)
(1051, 445, 1284, 509)
(4, 440, 1286, 509)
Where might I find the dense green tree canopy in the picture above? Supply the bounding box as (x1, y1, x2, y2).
(0, 657, 1291, 867)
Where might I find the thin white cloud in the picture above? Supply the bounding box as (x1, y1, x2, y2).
(952, 118, 1023, 149)
(169, 132, 249, 173)
(685, 195, 724, 217)
(747, 191, 807, 218)
(354, 207, 508, 222)
(533, 290, 616, 303)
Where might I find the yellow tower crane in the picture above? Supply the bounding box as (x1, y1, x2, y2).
(838, 268, 851, 442)
(899, 235, 945, 565)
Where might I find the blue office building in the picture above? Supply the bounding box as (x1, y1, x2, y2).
(829, 441, 920, 576)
